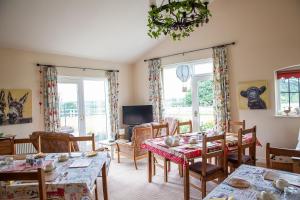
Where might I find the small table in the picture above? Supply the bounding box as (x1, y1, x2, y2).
(98, 140, 116, 160)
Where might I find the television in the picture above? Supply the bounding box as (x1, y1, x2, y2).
(122, 105, 153, 125)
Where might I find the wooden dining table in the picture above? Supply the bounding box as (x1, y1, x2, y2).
(141, 132, 259, 200)
(0, 152, 110, 200)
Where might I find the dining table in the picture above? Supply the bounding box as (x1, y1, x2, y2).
(204, 164, 300, 199)
(0, 151, 110, 200)
(141, 132, 260, 200)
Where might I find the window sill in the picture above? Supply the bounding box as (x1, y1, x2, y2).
(274, 114, 300, 118)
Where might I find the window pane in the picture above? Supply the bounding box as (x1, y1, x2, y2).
(289, 78, 299, 92)
(194, 62, 213, 74)
(290, 92, 299, 108)
(280, 93, 289, 110)
(279, 79, 289, 92)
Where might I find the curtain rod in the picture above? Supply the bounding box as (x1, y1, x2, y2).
(144, 42, 236, 62)
(36, 63, 119, 72)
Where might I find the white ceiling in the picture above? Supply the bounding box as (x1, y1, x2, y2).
(0, 0, 162, 63)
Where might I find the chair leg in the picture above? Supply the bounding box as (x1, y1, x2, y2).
(164, 158, 168, 182)
(134, 157, 138, 170)
(117, 150, 120, 163)
(152, 155, 156, 176)
(178, 164, 183, 177)
(168, 160, 171, 172)
(201, 180, 206, 198)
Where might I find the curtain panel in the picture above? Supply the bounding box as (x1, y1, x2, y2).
(41, 66, 60, 132)
(148, 58, 164, 122)
(213, 46, 231, 132)
(106, 71, 120, 139)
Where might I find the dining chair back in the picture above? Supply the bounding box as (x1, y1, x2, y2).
(163, 117, 178, 135)
(189, 133, 227, 198)
(176, 120, 193, 135)
(0, 137, 15, 155)
(14, 138, 37, 155)
(266, 143, 300, 172)
(226, 120, 245, 133)
(228, 126, 256, 170)
(30, 132, 75, 153)
(71, 133, 96, 151)
(151, 123, 169, 138)
(0, 168, 47, 199)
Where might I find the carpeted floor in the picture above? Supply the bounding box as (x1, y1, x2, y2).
(98, 157, 218, 200)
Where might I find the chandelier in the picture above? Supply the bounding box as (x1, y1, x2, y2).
(147, 0, 211, 40)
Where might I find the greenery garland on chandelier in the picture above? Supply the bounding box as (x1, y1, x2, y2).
(147, 0, 211, 40)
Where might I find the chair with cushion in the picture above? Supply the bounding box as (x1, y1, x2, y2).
(266, 143, 300, 173)
(176, 120, 193, 135)
(151, 123, 170, 182)
(0, 168, 47, 199)
(226, 120, 245, 134)
(189, 133, 227, 198)
(227, 126, 256, 172)
(116, 126, 153, 170)
(30, 131, 79, 153)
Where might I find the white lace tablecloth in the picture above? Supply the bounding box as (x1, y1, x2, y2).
(204, 165, 300, 200)
(0, 152, 110, 200)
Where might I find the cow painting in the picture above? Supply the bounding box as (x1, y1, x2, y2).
(7, 91, 29, 124)
(240, 86, 267, 109)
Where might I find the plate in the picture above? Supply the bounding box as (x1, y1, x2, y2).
(227, 178, 250, 188)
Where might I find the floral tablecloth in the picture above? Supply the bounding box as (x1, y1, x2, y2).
(141, 133, 258, 164)
(0, 152, 110, 200)
(204, 165, 300, 200)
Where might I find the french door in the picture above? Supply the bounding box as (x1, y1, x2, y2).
(191, 74, 214, 132)
(57, 77, 110, 142)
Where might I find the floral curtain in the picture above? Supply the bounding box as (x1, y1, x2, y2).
(213, 46, 231, 132)
(41, 66, 60, 132)
(106, 71, 119, 139)
(148, 58, 164, 122)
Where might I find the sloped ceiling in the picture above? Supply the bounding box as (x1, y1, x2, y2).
(0, 0, 162, 63)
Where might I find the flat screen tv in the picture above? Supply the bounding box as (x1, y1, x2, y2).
(123, 105, 153, 125)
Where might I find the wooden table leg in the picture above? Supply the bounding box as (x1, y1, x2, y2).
(183, 162, 190, 200)
(101, 162, 108, 200)
(148, 151, 152, 183)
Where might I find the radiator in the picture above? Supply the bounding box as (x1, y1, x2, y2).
(16, 143, 37, 154)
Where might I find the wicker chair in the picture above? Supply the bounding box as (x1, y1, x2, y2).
(116, 126, 153, 170)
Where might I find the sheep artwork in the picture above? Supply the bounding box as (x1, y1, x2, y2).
(238, 80, 269, 110)
(0, 89, 32, 126)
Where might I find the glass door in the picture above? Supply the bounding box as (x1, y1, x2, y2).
(58, 77, 110, 143)
(192, 74, 215, 132)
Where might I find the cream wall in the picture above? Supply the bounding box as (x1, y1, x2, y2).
(132, 0, 300, 161)
(0, 48, 133, 138)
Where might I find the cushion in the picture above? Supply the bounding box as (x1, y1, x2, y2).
(189, 161, 222, 175)
(227, 152, 251, 164)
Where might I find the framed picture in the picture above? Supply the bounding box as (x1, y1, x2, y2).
(238, 80, 269, 110)
(0, 89, 32, 125)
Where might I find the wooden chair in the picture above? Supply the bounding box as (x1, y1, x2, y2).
(226, 120, 245, 133)
(0, 168, 47, 199)
(176, 120, 193, 135)
(0, 136, 15, 155)
(189, 133, 227, 198)
(227, 126, 256, 172)
(71, 133, 96, 151)
(30, 132, 75, 153)
(266, 143, 300, 173)
(151, 123, 170, 182)
(116, 126, 153, 169)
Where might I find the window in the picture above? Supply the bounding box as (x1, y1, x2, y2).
(276, 67, 300, 116)
(58, 77, 110, 142)
(163, 59, 214, 131)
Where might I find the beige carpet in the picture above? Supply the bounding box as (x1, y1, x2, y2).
(99, 157, 218, 200)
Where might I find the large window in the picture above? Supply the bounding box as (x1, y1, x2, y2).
(276, 68, 300, 116)
(163, 59, 215, 131)
(58, 77, 110, 142)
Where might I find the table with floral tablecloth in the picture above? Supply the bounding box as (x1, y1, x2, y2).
(204, 164, 300, 200)
(0, 152, 110, 200)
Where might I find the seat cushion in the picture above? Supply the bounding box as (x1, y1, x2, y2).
(227, 152, 251, 164)
(189, 162, 222, 175)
